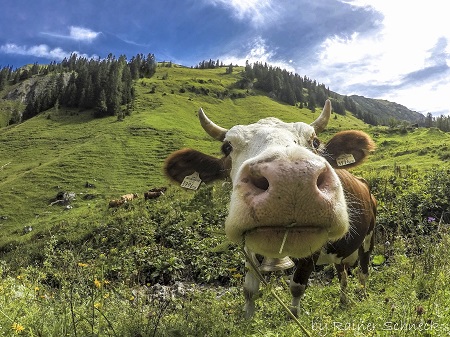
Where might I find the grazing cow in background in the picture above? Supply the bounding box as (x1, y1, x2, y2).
(164, 100, 376, 318)
(109, 199, 125, 208)
(109, 193, 139, 208)
(121, 193, 139, 202)
(144, 187, 167, 200)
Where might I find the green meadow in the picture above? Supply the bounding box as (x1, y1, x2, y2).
(0, 64, 449, 336)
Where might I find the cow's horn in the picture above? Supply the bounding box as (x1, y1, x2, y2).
(311, 99, 332, 134)
(198, 108, 228, 141)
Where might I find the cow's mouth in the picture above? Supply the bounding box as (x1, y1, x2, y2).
(246, 225, 323, 233)
(243, 225, 328, 258)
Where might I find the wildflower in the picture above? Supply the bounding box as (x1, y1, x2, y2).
(103, 293, 110, 299)
(11, 322, 25, 333)
(94, 279, 102, 289)
(77, 262, 88, 267)
(129, 295, 135, 301)
(94, 302, 102, 309)
(34, 287, 40, 292)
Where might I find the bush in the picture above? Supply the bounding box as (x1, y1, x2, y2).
(366, 166, 450, 242)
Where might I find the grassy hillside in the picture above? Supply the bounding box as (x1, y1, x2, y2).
(356, 126, 450, 173)
(0, 65, 369, 246)
(1, 64, 450, 336)
(1, 63, 449, 249)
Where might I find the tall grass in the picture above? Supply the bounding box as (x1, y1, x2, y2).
(0, 165, 450, 336)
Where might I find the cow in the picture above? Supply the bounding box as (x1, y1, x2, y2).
(109, 199, 125, 208)
(121, 193, 139, 202)
(164, 100, 376, 318)
(144, 187, 167, 200)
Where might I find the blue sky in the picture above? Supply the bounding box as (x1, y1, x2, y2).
(1, 0, 449, 116)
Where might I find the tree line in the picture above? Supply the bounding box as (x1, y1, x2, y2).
(195, 59, 235, 74)
(239, 61, 380, 125)
(1, 53, 157, 123)
(342, 95, 379, 126)
(4, 56, 449, 130)
(424, 112, 450, 132)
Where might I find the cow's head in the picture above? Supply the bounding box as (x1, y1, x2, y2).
(165, 100, 375, 258)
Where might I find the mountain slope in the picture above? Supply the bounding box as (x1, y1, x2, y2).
(350, 94, 425, 123)
(1, 61, 428, 128)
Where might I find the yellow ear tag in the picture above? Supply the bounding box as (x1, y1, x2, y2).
(181, 172, 202, 190)
(336, 154, 356, 167)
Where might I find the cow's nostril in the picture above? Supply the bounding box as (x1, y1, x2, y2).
(250, 176, 269, 191)
(316, 167, 330, 192)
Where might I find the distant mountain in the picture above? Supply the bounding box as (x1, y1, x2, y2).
(349, 95, 425, 124)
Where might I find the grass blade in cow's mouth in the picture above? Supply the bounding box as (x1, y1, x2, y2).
(243, 225, 328, 258)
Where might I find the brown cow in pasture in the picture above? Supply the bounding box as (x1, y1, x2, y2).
(144, 187, 167, 200)
(164, 100, 376, 318)
(108, 199, 125, 208)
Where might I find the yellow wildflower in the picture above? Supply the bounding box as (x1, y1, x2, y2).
(94, 279, 102, 289)
(77, 262, 88, 267)
(94, 302, 102, 309)
(11, 322, 25, 333)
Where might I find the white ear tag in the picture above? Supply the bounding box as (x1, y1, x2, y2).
(181, 172, 202, 190)
(336, 154, 356, 167)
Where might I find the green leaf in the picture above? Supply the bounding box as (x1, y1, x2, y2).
(372, 255, 386, 266)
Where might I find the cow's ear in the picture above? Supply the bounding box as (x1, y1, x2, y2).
(324, 130, 375, 169)
(164, 148, 229, 183)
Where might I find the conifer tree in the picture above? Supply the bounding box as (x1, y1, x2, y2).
(95, 89, 108, 117)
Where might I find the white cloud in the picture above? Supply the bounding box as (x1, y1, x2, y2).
(385, 79, 450, 117)
(41, 26, 101, 42)
(0, 43, 97, 61)
(308, 0, 450, 115)
(204, 0, 277, 26)
(69, 26, 100, 41)
(220, 37, 295, 71)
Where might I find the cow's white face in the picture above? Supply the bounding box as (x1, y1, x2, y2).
(165, 100, 375, 259)
(222, 118, 349, 258)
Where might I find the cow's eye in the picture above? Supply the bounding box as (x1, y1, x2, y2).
(312, 137, 321, 150)
(222, 141, 233, 156)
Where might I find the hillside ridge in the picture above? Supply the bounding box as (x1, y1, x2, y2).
(350, 94, 425, 123)
(1, 59, 426, 128)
